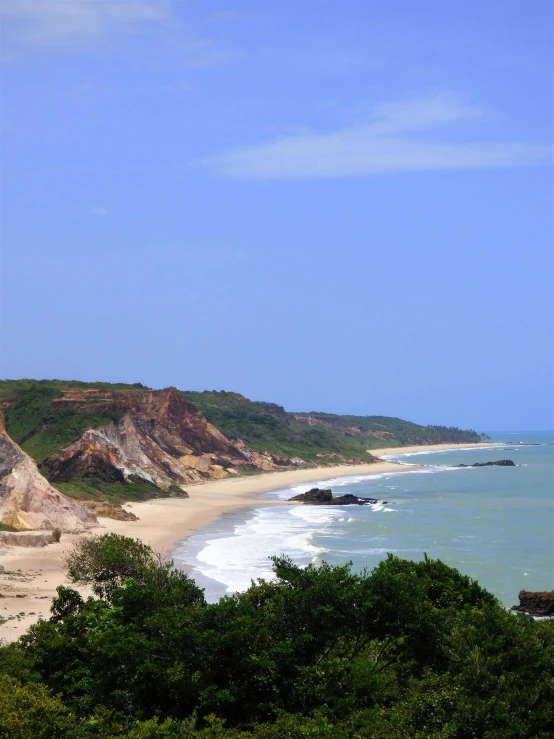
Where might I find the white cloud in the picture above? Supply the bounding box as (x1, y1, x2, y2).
(205, 93, 553, 179)
(1, 0, 168, 48)
(91, 205, 107, 216)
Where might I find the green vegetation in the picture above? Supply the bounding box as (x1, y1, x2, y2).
(182, 390, 487, 460)
(0, 379, 150, 400)
(0, 380, 487, 468)
(0, 674, 78, 739)
(1, 383, 120, 464)
(1, 385, 62, 445)
(294, 412, 490, 447)
(0, 380, 488, 508)
(21, 410, 120, 464)
(1, 534, 552, 738)
(0, 523, 18, 532)
(54, 479, 162, 505)
(182, 391, 375, 461)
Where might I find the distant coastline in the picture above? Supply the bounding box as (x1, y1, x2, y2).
(0, 440, 503, 642)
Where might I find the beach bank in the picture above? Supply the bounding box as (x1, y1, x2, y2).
(0, 442, 502, 641)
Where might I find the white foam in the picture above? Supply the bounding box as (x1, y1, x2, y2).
(179, 505, 340, 595)
(289, 505, 344, 524)
(180, 451, 509, 598)
(286, 533, 328, 555)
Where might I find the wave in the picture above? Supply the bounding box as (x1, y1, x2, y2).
(175, 505, 341, 596)
(176, 490, 403, 597)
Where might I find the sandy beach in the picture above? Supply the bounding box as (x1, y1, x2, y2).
(0, 442, 502, 641)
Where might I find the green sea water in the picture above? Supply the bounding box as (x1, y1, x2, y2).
(174, 431, 553, 608)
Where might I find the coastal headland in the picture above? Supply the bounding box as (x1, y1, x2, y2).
(0, 441, 502, 642)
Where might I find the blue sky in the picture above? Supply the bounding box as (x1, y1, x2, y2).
(1, 1, 553, 430)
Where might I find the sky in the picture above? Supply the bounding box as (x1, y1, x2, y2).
(1, 0, 553, 431)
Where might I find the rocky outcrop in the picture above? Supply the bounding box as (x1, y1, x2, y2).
(330, 493, 385, 505)
(0, 414, 97, 531)
(74, 499, 139, 522)
(290, 488, 334, 504)
(458, 460, 515, 467)
(289, 488, 385, 506)
(511, 590, 554, 617)
(43, 388, 292, 490)
(0, 532, 56, 547)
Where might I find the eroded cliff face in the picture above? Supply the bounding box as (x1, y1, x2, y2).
(43, 388, 291, 489)
(0, 413, 97, 531)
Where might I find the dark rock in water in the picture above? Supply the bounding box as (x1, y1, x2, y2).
(476, 459, 516, 467)
(330, 493, 381, 506)
(290, 488, 333, 504)
(458, 459, 515, 467)
(289, 487, 382, 506)
(511, 590, 554, 617)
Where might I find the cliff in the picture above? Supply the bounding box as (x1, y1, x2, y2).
(0, 412, 97, 531)
(38, 388, 293, 490)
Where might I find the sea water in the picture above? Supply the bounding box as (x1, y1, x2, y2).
(172, 432, 553, 608)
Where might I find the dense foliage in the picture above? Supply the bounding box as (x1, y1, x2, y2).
(1, 534, 552, 738)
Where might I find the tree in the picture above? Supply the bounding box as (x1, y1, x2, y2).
(12, 536, 554, 737)
(64, 533, 204, 606)
(0, 675, 79, 739)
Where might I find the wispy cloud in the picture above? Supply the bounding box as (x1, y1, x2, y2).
(205, 94, 553, 179)
(1, 0, 168, 49)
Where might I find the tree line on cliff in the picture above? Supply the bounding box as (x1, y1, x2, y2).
(1, 380, 487, 471)
(1, 534, 552, 738)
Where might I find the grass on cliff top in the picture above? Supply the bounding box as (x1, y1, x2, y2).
(1, 383, 120, 463)
(54, 478, 167, 505)
(181, 391, 376, 461)
(2, 385, 62, 443)
(21, 410, 120, 464)
(182, 390, 487, 457)
(294, 411, 488, 445)
(0, 379, 150, 400)
(181, 391, 484, 459)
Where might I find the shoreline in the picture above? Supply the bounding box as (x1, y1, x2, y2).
(0, 441, 502, 641)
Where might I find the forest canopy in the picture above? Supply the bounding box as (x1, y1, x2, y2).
(1, 534, 552, 738)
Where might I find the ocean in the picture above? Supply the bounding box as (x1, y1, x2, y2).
(172, 432, 553, 609)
